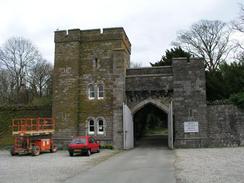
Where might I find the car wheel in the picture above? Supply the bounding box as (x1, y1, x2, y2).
(10, 146, 17, 156)
(69, 150, 74, 156)
(97, 148, 100, 153)
(87, 149, 91, 156)
(32, 146, 40, 156)
(50, 145, 58, 153)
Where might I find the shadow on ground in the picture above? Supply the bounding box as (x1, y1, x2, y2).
(135, 134, 168, 148)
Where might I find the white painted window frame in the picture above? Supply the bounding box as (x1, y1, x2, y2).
(88, 118, 95, 135)
(97, 84, 104, 100)
(96, 117, 105, 135)
(88, 84, 95, 100)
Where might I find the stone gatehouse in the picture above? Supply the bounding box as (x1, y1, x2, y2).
(53, 27, 244, 149)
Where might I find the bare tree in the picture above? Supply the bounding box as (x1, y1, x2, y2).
(0, 37, 41, 103)
(0, 69, 15, 104)
(130, 61, 142, 68)
(173, 20, 234, 71)
(29, 59, 53, 97)
(233, 4, 244, 33)
(232, 4, 244, 60)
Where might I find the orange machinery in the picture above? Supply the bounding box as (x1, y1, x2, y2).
(11, 117, 57, 156)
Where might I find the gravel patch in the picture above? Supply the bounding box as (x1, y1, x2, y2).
(175, 147, 244, 183)
(0, 149, 119, 183)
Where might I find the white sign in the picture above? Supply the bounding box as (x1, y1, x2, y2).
(184, 121, 199, 133)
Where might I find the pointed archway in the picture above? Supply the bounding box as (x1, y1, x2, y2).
(131, 99, 169, 115)
(131, 99, 173, 149)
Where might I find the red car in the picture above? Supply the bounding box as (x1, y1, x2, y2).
(68, 136, 100, 156)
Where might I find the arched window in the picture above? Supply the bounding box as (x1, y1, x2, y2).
(97, 84, 104, 99)
(88, 84, 95, 100)
(88, 119, 95, 134)
(97, 118, 105, 135)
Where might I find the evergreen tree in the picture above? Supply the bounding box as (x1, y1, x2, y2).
(206, 61, 244, 102)
(150, 47, 191, 66)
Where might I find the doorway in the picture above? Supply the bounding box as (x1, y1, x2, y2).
(133, 103, 169, 147)
(130, 99, 173, 149)
(123, 100, 173, 149)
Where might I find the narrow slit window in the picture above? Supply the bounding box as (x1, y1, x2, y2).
(95, 58, 98, 69)
(93, 57, 99, 69)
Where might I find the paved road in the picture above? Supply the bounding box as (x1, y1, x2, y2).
(65, 136, 176, 183)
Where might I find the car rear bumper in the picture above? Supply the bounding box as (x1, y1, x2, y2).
(69, 148, 88, 153)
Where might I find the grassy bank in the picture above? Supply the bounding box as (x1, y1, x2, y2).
(0, 105, 52, 148)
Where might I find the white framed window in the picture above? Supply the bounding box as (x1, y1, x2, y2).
(97, 84, 104, 99)
(88, 84, 95, 100)
(88, 119, 95, 135)
(97, 118, 105, 135)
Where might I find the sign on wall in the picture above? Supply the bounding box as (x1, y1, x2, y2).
(184, 121, 199, 133)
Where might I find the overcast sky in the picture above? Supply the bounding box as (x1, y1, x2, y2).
(0, 0, 243, 66)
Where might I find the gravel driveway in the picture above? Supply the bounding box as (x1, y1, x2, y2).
(175, 147, 244, 183)
(0, 149, 118, 183)
(2, 146, 244, 183)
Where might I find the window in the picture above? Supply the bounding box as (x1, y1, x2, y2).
(95, 58, 98, 69)
(71, 138, 86, 144)
(89, 137, 95, 143)
(88, 119, 95, 134)
(88, 84, 95, 100)
(60, 67, 71, 74)
(97, 84, 104, 99)
(93, 57, 99, 69)
(97, 119, 104, 135)
(87, 117, 106, 135)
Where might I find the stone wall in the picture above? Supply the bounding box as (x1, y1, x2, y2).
(207, 104, 244, 147)
(126, 67, 173, 111)
(172, 58, 208, 148)
(126, 68, 173, 92)
(53, 29, 80, 146)
(126, 66, 172, 75)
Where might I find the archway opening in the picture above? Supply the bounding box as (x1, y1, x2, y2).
(133, 103, 168, 147)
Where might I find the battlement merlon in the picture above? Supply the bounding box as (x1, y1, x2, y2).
(172, 57, 205, 69)
(54, 29, 81, 43)
(54, 27, 131, 54)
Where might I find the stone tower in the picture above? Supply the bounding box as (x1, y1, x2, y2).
(53, 28, 131, 148)
(172, 58, 208, 147)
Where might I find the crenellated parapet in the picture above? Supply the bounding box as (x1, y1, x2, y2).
(54, 27, 131, 54)
(54, 29, 81, 43)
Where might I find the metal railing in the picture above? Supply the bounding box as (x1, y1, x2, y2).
(12, 117, 55, 135)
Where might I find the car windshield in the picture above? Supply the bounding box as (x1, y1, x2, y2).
(71, 138, 86, 144)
